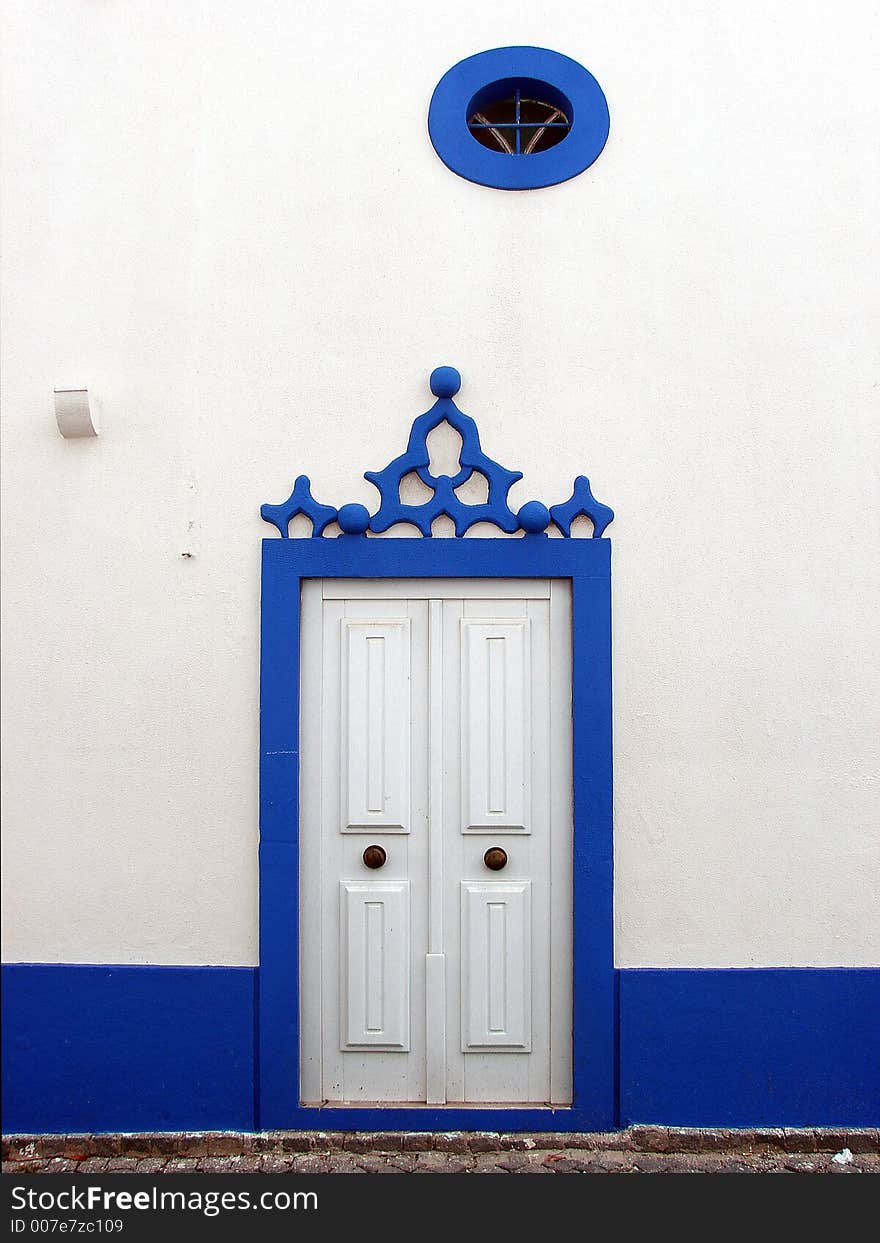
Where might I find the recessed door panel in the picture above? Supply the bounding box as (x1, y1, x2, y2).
(461, 881, 531, 1050)
(341, 619, 411, 832)
(340, 880, 410, 1049)
(460, 619, 531, 833)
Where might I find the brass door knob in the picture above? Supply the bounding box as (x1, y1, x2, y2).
(483, 847, 508, 871)
(362, 845, 387, 870)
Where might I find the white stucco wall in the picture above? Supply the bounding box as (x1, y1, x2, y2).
(1, 1, 878, 967)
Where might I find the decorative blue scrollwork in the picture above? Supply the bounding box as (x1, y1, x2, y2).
(364, 367, 522, 537)
(550, 476, 615, 538)
(260, 474, 337, 538)
(260, 368, 613, 538)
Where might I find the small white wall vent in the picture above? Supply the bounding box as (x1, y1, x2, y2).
(54, 388, 98, 438)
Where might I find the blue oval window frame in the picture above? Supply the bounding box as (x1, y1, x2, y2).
(428, 46, 610, 191)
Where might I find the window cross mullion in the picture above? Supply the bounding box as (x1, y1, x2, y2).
(466, 89, 572, 156)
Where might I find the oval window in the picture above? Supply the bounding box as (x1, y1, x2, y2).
(429, 46, 609, 190)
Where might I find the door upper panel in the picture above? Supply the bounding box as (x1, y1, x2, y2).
(340, 619, 411, 833)
(460, 618, 531, 833)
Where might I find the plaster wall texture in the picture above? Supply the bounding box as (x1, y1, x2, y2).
(1, 1, 878, 967)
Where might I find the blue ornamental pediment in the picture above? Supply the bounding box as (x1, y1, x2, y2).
(261, 367, 613, 539)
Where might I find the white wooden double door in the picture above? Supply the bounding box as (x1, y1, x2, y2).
(300, 578, 573, 1106)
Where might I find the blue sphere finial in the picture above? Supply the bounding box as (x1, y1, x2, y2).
(430, 366, 461, 399)
(518, 500, 551, 534)
(337, 502, 371, 535)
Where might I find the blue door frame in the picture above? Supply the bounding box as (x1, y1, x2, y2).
(258, 535, 615, 1131)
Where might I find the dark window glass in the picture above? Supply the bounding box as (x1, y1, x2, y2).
(468, 88, 570, 155)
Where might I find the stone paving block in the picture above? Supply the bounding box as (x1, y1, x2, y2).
(106, 1158, 140, 1173)
(134, 1158, 167, 1173)
(20, 1136, 65, 1159)
(355, 1155, 405, 1174)
(6, 1139, 37, 1161)
(750, 1128, 786, 1150)
(467, 1132, 502, 1152)
(120, 1136, 159, 1159)
(696, 1129, 737, 1152)
(227, 1154, 255, 1172)
(496, 1151, 531, 1171)
(413, 1153, 471, 1174)
(58, 1139, 90, 1160)
(259, 1155, 294, 1173)
(783, 1155, 823, 1172)
(329, 1157, 365, 1174)
(434, 1132, 469, 1153)
(512, 1131, 556, 1150)
(667, 1129, 702, 1153)
(784, 1129, 817, 1153)
(470, 1153, 508, 1172)
(292, 1148, 333, 1168)
(307, 1131, 345, 1151)
(41, 1158, 80, 1174)
(849, 1157, 878, 1172)
(686, 1154, 755, 1173)
(78, 1157, 111, 1173)
(594, 1131, 635, 1151)
(193, 1156, 227, 1173)
(631, 1153, 686, 1173)
(630, 1126, 670, 1152)
(276, 1133, 314, 1153)
(206, 1134, 243, 1157)
(162, 1158, 200, 1172)
(385, 1154, 419, 1171)
(577, 1150, 636, 1172)
(366, 1131, 407, 1152)
(846, 1129, 880, 1154)
(544, 1154, 603, 1173)
(402, 1132, 434, 1151)
(812, 1128, 850, 1152)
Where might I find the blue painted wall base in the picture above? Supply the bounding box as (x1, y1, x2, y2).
(3, 964, 878, 1133)
(620, 968, 880, 1128)
(1, 965, 256, 1134)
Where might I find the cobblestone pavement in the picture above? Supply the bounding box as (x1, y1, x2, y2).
(4, 1128, 878, 1175)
